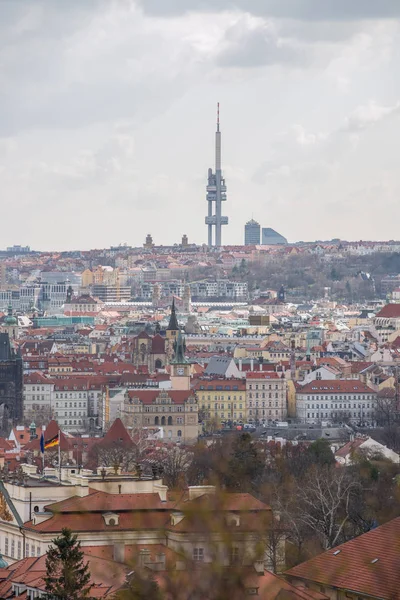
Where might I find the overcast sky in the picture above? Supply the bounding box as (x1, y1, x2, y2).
(1, 0, 400, 250)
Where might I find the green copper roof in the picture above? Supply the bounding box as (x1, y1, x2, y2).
(4, 305, 17, 326)
(0, 553, 8, 568)
(171, 330, 188, 364)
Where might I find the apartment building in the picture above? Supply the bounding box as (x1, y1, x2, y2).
(52, 380, 89, 432)
(296, 380, 377, 424)
(193, 378, 246, 423)
(246, 372, 287, 423)
(23, 373, 54, 420)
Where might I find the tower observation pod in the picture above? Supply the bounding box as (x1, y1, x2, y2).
(205, 103, 228, 248)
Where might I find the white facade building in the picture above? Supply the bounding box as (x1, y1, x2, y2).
(52, 380, 89, 432)
(296, 380, 376, 424)
(23, 373, 54, 419)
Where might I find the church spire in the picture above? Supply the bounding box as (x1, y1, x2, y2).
(167, 298, 179, 331)
(171, 330, 187, 365)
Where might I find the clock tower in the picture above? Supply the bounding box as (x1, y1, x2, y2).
(170, 330, 191, 391)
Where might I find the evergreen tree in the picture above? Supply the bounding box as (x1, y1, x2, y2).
(116, 571, 163, 600)
(307, 438, 335, 467)
(44, 528, 92, 600)
(226, 433, 264, 492)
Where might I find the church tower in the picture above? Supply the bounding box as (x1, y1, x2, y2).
(2, 305, 19, 340)
(170, 330, 190, 391)
(165, 298, 179, 363)
(182, 283, 192, 313)
(278, 285, 286, 303)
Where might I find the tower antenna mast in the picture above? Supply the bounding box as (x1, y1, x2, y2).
(205, 103, 228, 247)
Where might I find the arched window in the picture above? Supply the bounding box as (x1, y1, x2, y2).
(161, 416, 166, 426)
(155, 416, 159, 425)
(177, 430, 182, 437)
(155, 359, 162, 369)
(167, 416, 172, 425)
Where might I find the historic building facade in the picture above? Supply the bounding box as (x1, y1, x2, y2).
(246, 372, 287, 423)
(0, 333, 23, 431)
(122, 388, 198, 442)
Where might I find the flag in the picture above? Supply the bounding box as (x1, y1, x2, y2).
(44, 433, 60, 450)
(40, 432, 45, 454)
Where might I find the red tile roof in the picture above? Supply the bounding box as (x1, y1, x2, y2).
(101, 418, 132, 446)
(151, 334, 166, 354)
(0, 553, 127, 598)
(251, 570, 328, 599)
(26, 511, 169, 533)
(298, 380, 374, 395)
(246, 372, 281, 380)
(350, 361, 373, 374)
(45, 490, 171, 513)
(286, 517, 400, 599)
(126, 389, 195, 405)
(335, 438, 365, 458)
(193, 379, 246, 391)
(375, 304, 400, 318)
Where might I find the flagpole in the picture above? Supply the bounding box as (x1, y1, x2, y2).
(40, 432, 45, 478)
(58, 430, 61, 482)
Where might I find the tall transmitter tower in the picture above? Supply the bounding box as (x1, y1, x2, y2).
(205, 103, 228, 248)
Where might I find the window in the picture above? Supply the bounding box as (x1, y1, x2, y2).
(177, 430, 182, 437)
(193, 547, 204, 562)
(26, 543, 29, 557)
(5, 538, 8, 555)
(17, 540, 21, 559)
(11, 539, 15, 558)
(230, 546, 240, 565)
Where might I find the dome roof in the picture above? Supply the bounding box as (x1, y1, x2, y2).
(0, 553, 8, 568)
(4, 305, 17, 326)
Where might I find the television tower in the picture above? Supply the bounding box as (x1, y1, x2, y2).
(205, 103, 228, 247)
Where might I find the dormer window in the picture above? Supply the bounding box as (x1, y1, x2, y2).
(226, 514, 240, 527)
(102, 512, 119, 526)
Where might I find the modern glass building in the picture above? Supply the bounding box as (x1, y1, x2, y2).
(244, 219, 261, 245)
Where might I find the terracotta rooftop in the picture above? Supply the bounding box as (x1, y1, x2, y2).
(375, 304, 400, 318)
(245, 371, 281, 380)
(45, 490, 171, 513)
(335, 438, 365, 458)
(126, 389, 195, 405)
(298, 380, 374, 395)
(101, 417, 132, 446)
(286, 517, 400, 599)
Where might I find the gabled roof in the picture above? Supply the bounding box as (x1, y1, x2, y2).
(335, 438, 365, 458)
(204, 355, 239, 377)
(27, 420, 70, 451)
(286, 517, 400, 599)
(0, 553, 127, 598)
(151, 333, 166, 354)
(126, 389, 194, 405)
(101, 418, 132, 446)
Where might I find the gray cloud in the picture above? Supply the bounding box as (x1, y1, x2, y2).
(216, 18, 311, 68)
(137, 0, 400, 21)
(341, 101, 400, 132)
(1, 0, 400, 248)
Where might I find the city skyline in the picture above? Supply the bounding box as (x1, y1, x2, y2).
(2, 1, 400, 250)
